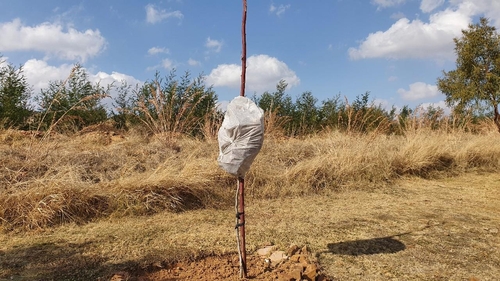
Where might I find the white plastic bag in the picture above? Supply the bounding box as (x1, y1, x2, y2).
(217, 96, 264, 177)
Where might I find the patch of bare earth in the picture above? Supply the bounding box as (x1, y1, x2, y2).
(128, 245, 329, 281)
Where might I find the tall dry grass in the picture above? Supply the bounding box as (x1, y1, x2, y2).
(1, 117, 499, 230)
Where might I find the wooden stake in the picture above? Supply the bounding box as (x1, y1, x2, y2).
(236, 0, 248, 278)
(240, 0, 247, 98)
(236, 177, 247, 278)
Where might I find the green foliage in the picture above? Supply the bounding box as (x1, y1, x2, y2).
(253, 79, 296, 134)
(255, 79, 295, 117)
(132, 70, 218, 137)
(255, 80, 397, 136)
(111, 81, 141, 130)
(0, 58, 32, 129)
(437, 17, 500, 132)
(319, 94, 343, 128)
(36, 64, 108, 133)
(295, 91, 319, 134)
(341, 92, 393, 134)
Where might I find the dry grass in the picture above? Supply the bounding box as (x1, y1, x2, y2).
(0, 173, 498, 280)
(1, 124, 500, 230)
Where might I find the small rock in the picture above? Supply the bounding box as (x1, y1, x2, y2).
(257, 245, 275, 257)
(290, 254, 308, 266)
(289, 264, 303, 280)
(301, 245, 309, 255)
(277, 273, 296, 281)
(489, 228, 498, 234)
(269, 250, 287, 266)
(286, 244, 300, 256)
(302, 263, 318, 281)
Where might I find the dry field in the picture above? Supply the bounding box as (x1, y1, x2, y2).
(0, 126, 499, 280)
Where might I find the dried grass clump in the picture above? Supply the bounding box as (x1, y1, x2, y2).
(1, 123, 500, 230)
(0, 184, 109, 230)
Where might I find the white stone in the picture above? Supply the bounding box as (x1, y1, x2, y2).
(257, 245, 275, 257)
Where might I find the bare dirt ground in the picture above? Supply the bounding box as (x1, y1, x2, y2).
(1, 172, 499, 280)
(129, 248, 329, 281)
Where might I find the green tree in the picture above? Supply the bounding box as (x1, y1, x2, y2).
(254, 80, 298, 135)
(295, 91, 319, 134)
(37, 64, 108, 132)
(319, 94, 342, 129)
(437, 17, 500, 132)
(331, 92, 393, 134)
(0, 59, 32, 128)
(112, 81, 140, 129)
(255, 79, 294, 117)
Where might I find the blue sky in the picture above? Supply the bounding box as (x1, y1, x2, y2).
(1, 0, 500, 111)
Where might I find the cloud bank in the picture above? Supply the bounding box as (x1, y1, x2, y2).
(350, 0, 500, 61)
(0, 18, 106, 62)
(206, 54, 299, 93)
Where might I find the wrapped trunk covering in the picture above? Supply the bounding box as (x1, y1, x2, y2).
(218, 96, 264, 177)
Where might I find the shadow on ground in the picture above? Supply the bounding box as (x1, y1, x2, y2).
(0, 240, 159, 281)
(326, 236, 406, 256)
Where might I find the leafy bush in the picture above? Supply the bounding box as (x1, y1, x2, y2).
(0, 58, 32, 129)
(35, 64, 108, 133)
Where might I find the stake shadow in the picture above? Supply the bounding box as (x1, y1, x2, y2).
(325, 235, 406, 256)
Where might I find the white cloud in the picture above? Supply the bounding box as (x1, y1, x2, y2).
(371, 0, 406, 9)
(270, 4, 291, 16)
(148, 47, 169, 55)
(22, 59, 143, 111)
(90, 70, 143, 108)
(206, 54, 300, 93)
(23, 59, 74, 93)
(0, 18, 106, 62)
(188, 58, 201, 66)
(161, 58, 175, 70)
(22, 59, 142, 92)
(373, 98, 395, 112)
(146, 58, 176, 72)
(398, 82, 439, 101)
(388, 76, 398, 82)
(205, 37, 223, 53)
(90, 71, 142, 89)
(22, 59, 143, 110)
(453, 0, 500, 28)
(420, 0, 445, 13)
(348, 8, 470, 60)
(350, 0, 500, 61)
(418, 100, 452, 114)
(145, 4, 183, 24)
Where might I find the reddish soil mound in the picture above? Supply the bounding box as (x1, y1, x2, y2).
(110, 246, 332, 281)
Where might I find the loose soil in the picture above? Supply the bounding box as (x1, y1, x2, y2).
(124, 253, 328, 281)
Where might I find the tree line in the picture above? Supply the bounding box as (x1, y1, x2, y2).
(1, 17, 499, 136)
(0, 59, 446, 137)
